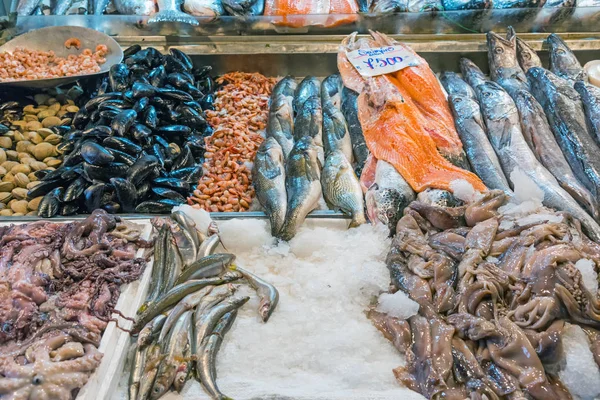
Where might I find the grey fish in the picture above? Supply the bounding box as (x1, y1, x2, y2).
(17, 0, 42, 15)
(183, 0, 223, 16)
(158, 286, 213, 343)
(160, 217, 196, 268)
(370, 0, 409, 12)
(574, 80, 600, 147)
(293, 76, 320, 113)
(163, 229, 184, 293)
(137, 344, 163, 400)
(527, 67, 600, 202)
(546, 33, 587, 82)
(196, 311, 237, 400)
(137, 313, 168, 348)
(253, 137, 287, 237)
(52, 0, 73, 14)
(460, 58, 488, 90)
(231, 265, 279, 322)
(198, 232, 220, 258)
(294, 95, 323, 151)
(174, 254, 236, 285)
(440, 72, 511, 193)
(476, 80, 600, 241)
(171, 211, 201, 260)
(148, 0, 199, 24)
(129, 344, 148, 400)
(487, 29, 529, 97)
(341, 88, 369, 176)
(278, 136, 323, 241)
(357, 0, 372, 11)
(516, 37, 542, 73)
(514, 89, 599, 219)
(221, 0, 264, 14)
(321, 150, 366, 228)
(114, 0, 156, 14)
(145, 225, 168, 305)
(321, 73, 344, 109)
(322, 101, 353, 163)
(93, 0, 109, 14)
(267, 76, 296, 159)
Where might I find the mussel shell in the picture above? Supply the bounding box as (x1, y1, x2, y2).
(110, 177, 137, 213)
(84, 183, 106, 212)
(197, 76, 216, 94)
(150, 144, 166, 168)
(82, 125, 112, 138)
(182, 101, 203, 113)
(38, 187, 64, 218)
(84, 162, 128, 181)
(170, 48, 193, 71)
(108, 148, 137, 166)
(56, 140, 75, 154)
(84, 92, 122, 111)
(153, 135, 170, 149)
(99, 109, 120, 120)
(97, 77, 109, 96)
(178, 105, 207, 128)
(158, 125, 192, 136)
(150, 96, 173, 111)
(149, 65, 167, 88)
(111, 109, 138, 136)
(127, 155, 159, 186)
(125, 48, 151, 67)
(136, 182, 150, 199)
(63, 177, 87, 202)
(61, 165, 83, 181)
(132, 82, 157, 98)
(99, 99, 130, 110)
(186, 135, 205, 156)
(59, 202, 79, 216)
(199, 93, 215, 110)
(164, 55, 188, 74)
(41, 168, 65, 182)
(123, 44, 141, 58)
(151, 187, 186, 202)
(172, 145, 194, 170)
(130, 123, 153, 141)
(81, 141, 114, 166)
(167, 72, 194, 87)
(152, 177, 190, 194)
(103, 201, 121, 214)
(170, 165, 199, 180)
(103, 136, 142, 155)
(51, 125, 71, 135)
(0, 101, 19, 111)
(158, 88, 194, 102)
(109, 63, 130, 92)
(147, 47, 164, 68)
(72, 108, 90, 129)
(135, 199, 182, 213)
(129, 64, 147, 74)
(28, 179, 63, 198)
(143, 106, 158, 129)
(133, 97, 149, 113)
(131, 74, 151, 86)
(193, 65, 212, 80)
(123, 90, 134, 103)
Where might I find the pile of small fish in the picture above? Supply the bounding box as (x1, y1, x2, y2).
(128, 210, 279, 400)
(0, 210, 149, 400)
(373, 189, 600, 399)
(31, 46, 215, 217)
(253, 74, 368, 240)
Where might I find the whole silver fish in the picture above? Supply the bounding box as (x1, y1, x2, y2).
(52, 0, 73, 14)
(151, 311, 193, 400)
(322, 101, 353, 163)
(293, 76, 321, 113)
(137, 344, 162, 400)
(183, 0, 223, 17)
(527, 67, 600, 204)
(198, 222, 221, 258)
(546, 33, 587, 82)
(321, 73, 343, 109)
(137, 313, 167, 348)
(231, 265, 279, 322)
(148, 0, 200, 24)
(174, 253, 236, 286)
(294, 95, 323, 149)
(17, 0, 42, 15)
(278, 136, 323, 241)
(196, 311, 237, 400)
(114, 0, 156, 14)
(267, 76, 296, 159)
(155, 217, 196, 268)
(440, 71, 511, 193)
(460, 57, 488, 90)
(221, 0, 264, 14)
(163, 230, 184, 293)
(516, 37, 542, 73)
(341, 87, 369, 176)
(253, 137, 287, 237)
(145, 225, 168, 305)
(476, 80, 600, 241)
(171, 211, 202, 258)
(574, 80, 600, 147)
(129, 344, 148, 400)
(370, 0, 409, 12)
(158, 286, 213, 343)
(321, 150, 366, 228)
(487, 30, 529, 97)
(514, 89, 600, 220)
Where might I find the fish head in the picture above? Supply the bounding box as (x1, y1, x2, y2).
(516, 37, 541, 72)
(173, 362, 190, 392)
(460, 58, 488, 89)
(477, 81, 513, 119)
(272, 76, 297, 99)
(440, 72, 475, 98)
(487, 31, 519, 75)
(150, 379, 169, 400)
(366, 184, 410, 234)
(417, 189, 463, 208)
(322, 73, 343, 104)
(258, 137, 285, 165)
(294, 76, 321, 111)
(546, 34, 584, 79)
(448, 93, 479, 120)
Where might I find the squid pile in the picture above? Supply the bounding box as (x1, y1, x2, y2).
(128, 211, 279, 400)
(30, 46, 215, 217)
(0, 209, 149, 399)
(373, 189, 600, 399)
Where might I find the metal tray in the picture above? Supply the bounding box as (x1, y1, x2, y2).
(0, 25, 123, 88)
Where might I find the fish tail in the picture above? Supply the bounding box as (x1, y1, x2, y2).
(148, 9, 200, 25)
(349, 212, 367, 228)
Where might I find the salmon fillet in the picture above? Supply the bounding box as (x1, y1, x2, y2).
(265, 0, 358, 28)
(325, 0, 359, 27)
(360, 153, 378, 193)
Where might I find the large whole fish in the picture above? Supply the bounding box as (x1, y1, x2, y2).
(267, 76, 296, 159)
(546, 33, 588, 83)
(148, 0, 201, 23)
(476, 80, 600, 241)
(516, 36, 542, 73)
(440, 71, 511, 193)
(293, 76, 321, 113)
(252, 137, 287, 237)
(321, 150, 366, 228)
(460, 57, 488, 90)
(278, 136, 322, 241)
(487, 29, 529, 97)
(321, 73, 344, 109)
(221, 0, 264, 14)
(341, 87, 369, 176)
(527, 67, 600, 202)
(514, 89, 599, 219)
(322, 102, 353, 163)
(114, 0, 156, 17)
(574, 80, 600, 146)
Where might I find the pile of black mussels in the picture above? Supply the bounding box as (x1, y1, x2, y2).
(30, 46, 217, 217)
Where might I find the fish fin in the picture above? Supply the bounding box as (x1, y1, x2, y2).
(148, 9, 200, 25)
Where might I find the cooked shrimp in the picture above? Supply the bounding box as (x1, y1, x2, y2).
(64, 38, 81, 50)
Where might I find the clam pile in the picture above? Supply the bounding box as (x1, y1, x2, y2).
(0, 98, 72, 216)
(31, 46, 216, 217)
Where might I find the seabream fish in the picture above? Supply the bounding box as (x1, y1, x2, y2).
(440, 71, 511, 193)
(574, 80, 600, 146)
(149, 0, 200, 24)
(253, 137, 288, 237)
(267, 76, 296, 159)
(321, 150, 366, 228)
(547, 33, 587, 82)
(341, 87, 369, 176)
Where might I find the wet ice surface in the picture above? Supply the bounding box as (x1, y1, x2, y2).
(560, 324, 600, 400)
(117, 216, 424, 400)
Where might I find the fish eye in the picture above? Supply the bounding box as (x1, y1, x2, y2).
(495, 47, 504, 54)
(557, 49, 565, 55)
(455, 98, 462, 103)
(523, 53, 531, 60)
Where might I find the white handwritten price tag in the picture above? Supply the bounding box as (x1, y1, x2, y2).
(347, 46, 421, 77)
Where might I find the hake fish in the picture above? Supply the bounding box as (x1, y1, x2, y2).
(149, 0, 200, 24)
(267, 76, 296, 159)
(574, 80, 600, 146)
(487, 29, 529, 97)
(460, 57, 488, 90)
(476, 80, 600, 241)
(527, 67, 600, 202)
(514, 89, 600, 219)
(253, 137, 287, 237)
(341, 87, 369, 176)
(546, 33, 587, 83)
(278, 136, 323, 241)
(321, 150, 366, 228)
(440, 72, 511, 193)
(516, 36, 542, 73)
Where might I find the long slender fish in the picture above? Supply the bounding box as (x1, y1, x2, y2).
(460, 57, 488, 90)
(278, 136, 323, 241)
(574, 80, 600, 146)
(129, 344, 148, 400)
(163, 230, 184, 293)
(341, 87, 369, 176)
(514, 89, 600, 219)
(267, 76, 296, 159)
(137, 344, 163, 400)
(528, 67, 600, 202)
(196, 311, 237, 400)
(148, 0, 200, 24)
(145, 225, 168, 305)
(476, 80, 600, 241)
(516, 37, 542, 73)
(487, 29, 529, 97)
(174, 253, 236, 286)
(171, 210, 202, 258)
(158, 286, 213, 343)
(114, 0, 156, 15)
(321, 150, 366, 228)
(137, 314, 167, 348)
(230, 265, 279, 322)
(546, 33, 587, 82)
(253, 137, 288, 237)
(440, 71, 511, 193)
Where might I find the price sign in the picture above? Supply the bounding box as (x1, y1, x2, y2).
(346, 46, 421, 77)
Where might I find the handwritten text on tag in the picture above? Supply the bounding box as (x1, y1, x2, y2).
(347, 46, 421, 77)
